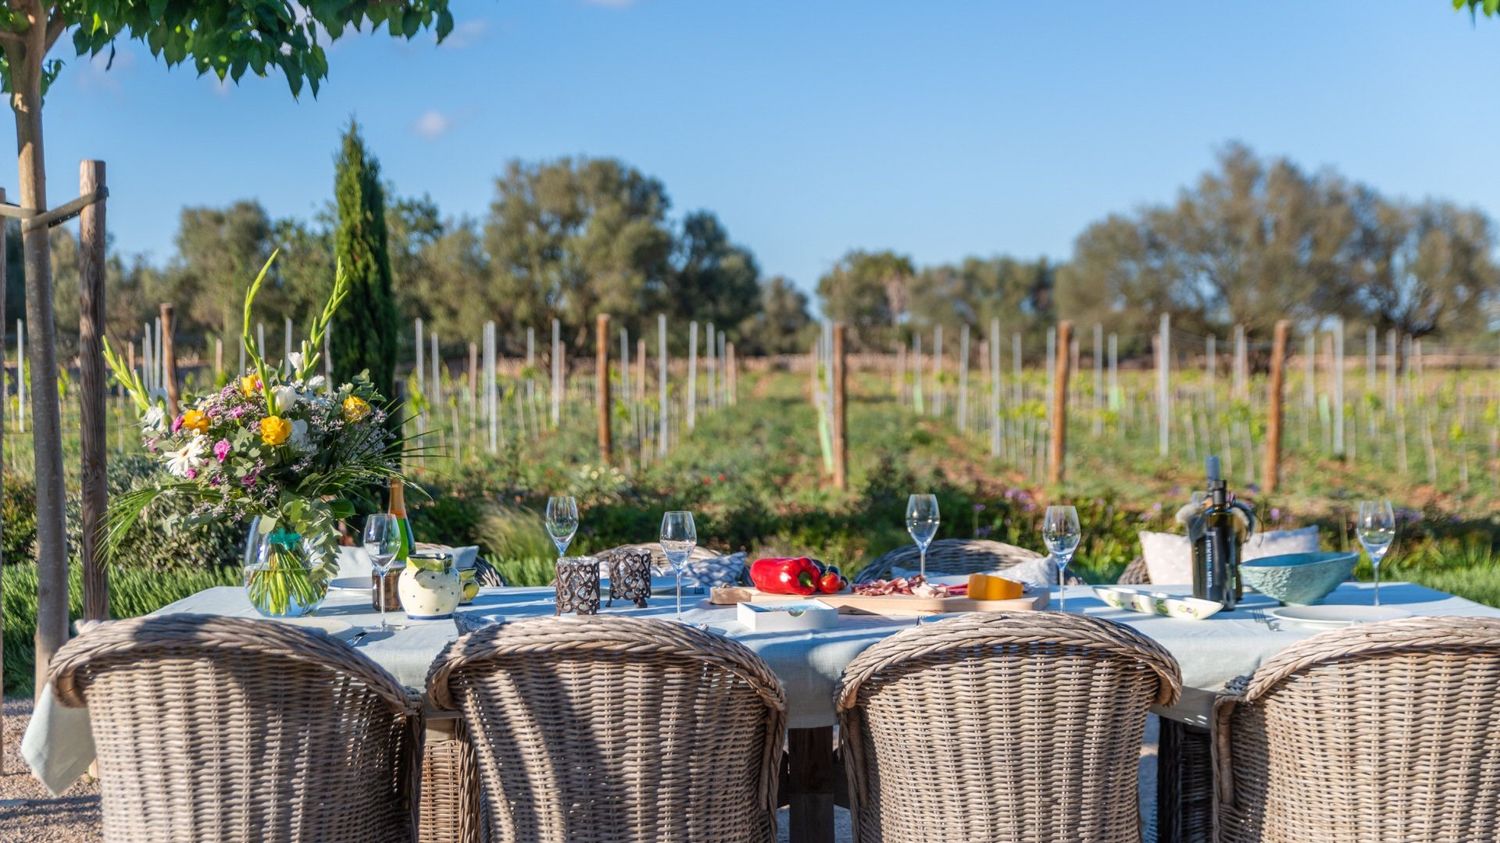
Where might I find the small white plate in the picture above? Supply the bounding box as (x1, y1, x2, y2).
(330, 576, 373, 591)
(1267, 605, 1412, 628)
(273, 617, 357, 640)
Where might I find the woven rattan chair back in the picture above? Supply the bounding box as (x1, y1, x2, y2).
(48, 614, 418, 843)
(1213, 616, 1500, 843)
(427, 615, 786, 843)
(594, 542, 723, 573)
(836, 611, 1181, 843)
(1117, 556, 1150, 584)
(857, 538, 1062, 583)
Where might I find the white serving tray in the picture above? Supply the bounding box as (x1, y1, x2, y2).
(736, 599, 839, 632)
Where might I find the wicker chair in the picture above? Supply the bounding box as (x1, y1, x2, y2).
(427, 615, 787, 843)
(1117, 555, 1150, 584)
(48, 614, 419, 843)
(1214, 616, 1500, 843)
(857, 538, 1059, 582)
(836, 611, 1181, 843)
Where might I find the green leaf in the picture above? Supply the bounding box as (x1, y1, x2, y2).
(1486, 0, 1498, 15)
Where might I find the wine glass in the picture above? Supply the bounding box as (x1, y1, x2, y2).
(905, 494, 940, 580)
(660, 511, 698, 620)
(1042, 505, 1082, 611)
(363, 513, 401, 631)
(546, 496, 579, 557)
(1356, 500, 1396, 606)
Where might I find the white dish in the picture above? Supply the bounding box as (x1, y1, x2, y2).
(1092, 586, 1225, 620)
(273, 617, 356, 640)
(736, 599, 839, 632)
(330, 576, 373, 591)
(1266, 605, 1412, 628)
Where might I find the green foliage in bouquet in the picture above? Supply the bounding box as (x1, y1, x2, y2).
(102, 252, 406, 614)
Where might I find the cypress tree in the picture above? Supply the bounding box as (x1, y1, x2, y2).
(331, 120, 398, 399)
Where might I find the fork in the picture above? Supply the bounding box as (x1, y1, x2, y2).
(1252, 608, 1282, 632)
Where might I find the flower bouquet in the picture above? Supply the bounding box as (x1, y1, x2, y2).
(105, 252, 405, 616)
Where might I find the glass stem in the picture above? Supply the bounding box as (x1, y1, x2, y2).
(378, 572, 386, 631)
(1058, 556, 1066, 612)
(919, 546, 928, 580)
(676, 570, 684, 619)
(1373, 559, 1381, 607)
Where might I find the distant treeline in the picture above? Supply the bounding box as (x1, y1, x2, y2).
(28, 140, 1500, 362)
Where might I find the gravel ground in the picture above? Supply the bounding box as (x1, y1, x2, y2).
(0, 700, 1158, 843)
(0, 699, 102, 842)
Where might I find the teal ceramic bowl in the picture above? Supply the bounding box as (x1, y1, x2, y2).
(1240, 551, 1357, 606)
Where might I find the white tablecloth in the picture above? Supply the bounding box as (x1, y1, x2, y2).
(24, 580, 1500, 795)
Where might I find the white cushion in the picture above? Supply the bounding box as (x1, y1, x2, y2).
(1241, 526, 1320, 560)
(1140, 527, 1320, 585)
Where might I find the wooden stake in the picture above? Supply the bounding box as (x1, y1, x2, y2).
(1157, 314, 1171, 457)
(596, 314, 612, 463)
(832, 324, 848, 491)
(79, 162, 110, 621)
(160, 302, 179, 416)
(1263, 320, 1289, 494)
(687, 321, 698, 430)
(1049, 321, 1072, 485)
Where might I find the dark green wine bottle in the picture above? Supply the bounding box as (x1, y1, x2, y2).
(1191, 455, 1240, 609)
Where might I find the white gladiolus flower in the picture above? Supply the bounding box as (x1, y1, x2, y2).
(287, 351, 305, 372)
(307, 375, 326, 390)
(290, 419, 312, 451)
(273, 385, 299, 411)
(142, 405, 167, 433)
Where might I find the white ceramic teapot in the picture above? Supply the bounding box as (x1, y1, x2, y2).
(398, 550, 461, 620)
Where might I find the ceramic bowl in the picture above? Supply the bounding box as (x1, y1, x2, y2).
(1240, 551, 1357, 605)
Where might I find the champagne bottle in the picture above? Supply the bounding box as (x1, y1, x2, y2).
(1191, 455, 1241, 609)
(388, 477, 414, 565)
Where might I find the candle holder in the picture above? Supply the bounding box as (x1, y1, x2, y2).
(555, 556, 601, 615)
(607, 548, 653, 609)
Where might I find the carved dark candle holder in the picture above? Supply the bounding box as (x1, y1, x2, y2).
(607, 548, 653, 609)
(555, 556, 601, 615)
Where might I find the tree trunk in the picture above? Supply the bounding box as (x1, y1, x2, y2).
(13, 48, 70, 698)
(79, 161, 109, 621)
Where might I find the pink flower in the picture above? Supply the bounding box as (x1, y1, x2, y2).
(214, 439, 231, 463)
(241, 471, 259, 488)
(185, 468, 197, 480)
(171, 415, 184, 433)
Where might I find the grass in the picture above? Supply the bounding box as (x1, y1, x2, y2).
(4, 563, 241, 698)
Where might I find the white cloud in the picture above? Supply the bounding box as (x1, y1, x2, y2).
(440, 18, 490, 49)
(413, 110, 453, 140)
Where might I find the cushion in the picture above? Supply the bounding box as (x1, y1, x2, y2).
(679, 551, 748, 589)
(1140, 526, 1320, 585)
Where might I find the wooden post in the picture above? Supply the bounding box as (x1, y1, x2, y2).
(1049, 321, 1072, 485)
(468, 341, 479, 409)
(1263, 320, 1290, 494)
(596, 314, 612, 463)
(657, 314, 668, 455)
(160, 302, 179, 416)
(687, 321, 698, 430)
(1157, 314, 1171, 456)
(79, 161, 110, 621)
(832, 324, 848, 491)
(213, 338, 224, 381)
(1332, 317, 1346, 458)
(726, 341, 736, 406)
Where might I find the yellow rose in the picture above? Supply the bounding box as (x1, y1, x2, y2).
(342, 395, 372, 423)
(181, 409, 210, 434)
(240, 374, 261, 398)
(259, 415, 292, 446)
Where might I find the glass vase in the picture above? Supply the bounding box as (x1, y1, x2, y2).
(243, 524, 330, 618)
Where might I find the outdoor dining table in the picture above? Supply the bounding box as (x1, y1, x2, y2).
(23, 579, 1500, 843)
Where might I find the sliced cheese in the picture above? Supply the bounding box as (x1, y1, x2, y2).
(968, 572, 1024, 601)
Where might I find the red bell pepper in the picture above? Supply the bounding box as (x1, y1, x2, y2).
(750, 556, 820, 596)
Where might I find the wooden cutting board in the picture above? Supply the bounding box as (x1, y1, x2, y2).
(709, 587, 1048, 616)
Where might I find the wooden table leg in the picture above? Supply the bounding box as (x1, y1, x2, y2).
(786, 726, 835, 843)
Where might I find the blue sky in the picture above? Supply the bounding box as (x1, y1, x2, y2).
(39, 1, 1500, 297)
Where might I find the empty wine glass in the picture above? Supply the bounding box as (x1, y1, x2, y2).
(363, 513, 401, 631)
(906, 494, 940, 580)
(1043, 505, 1081, 611)
(660, 511, 698, 620)
(546, 496, 579, 557)
(1356, 500, 1396, 606)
